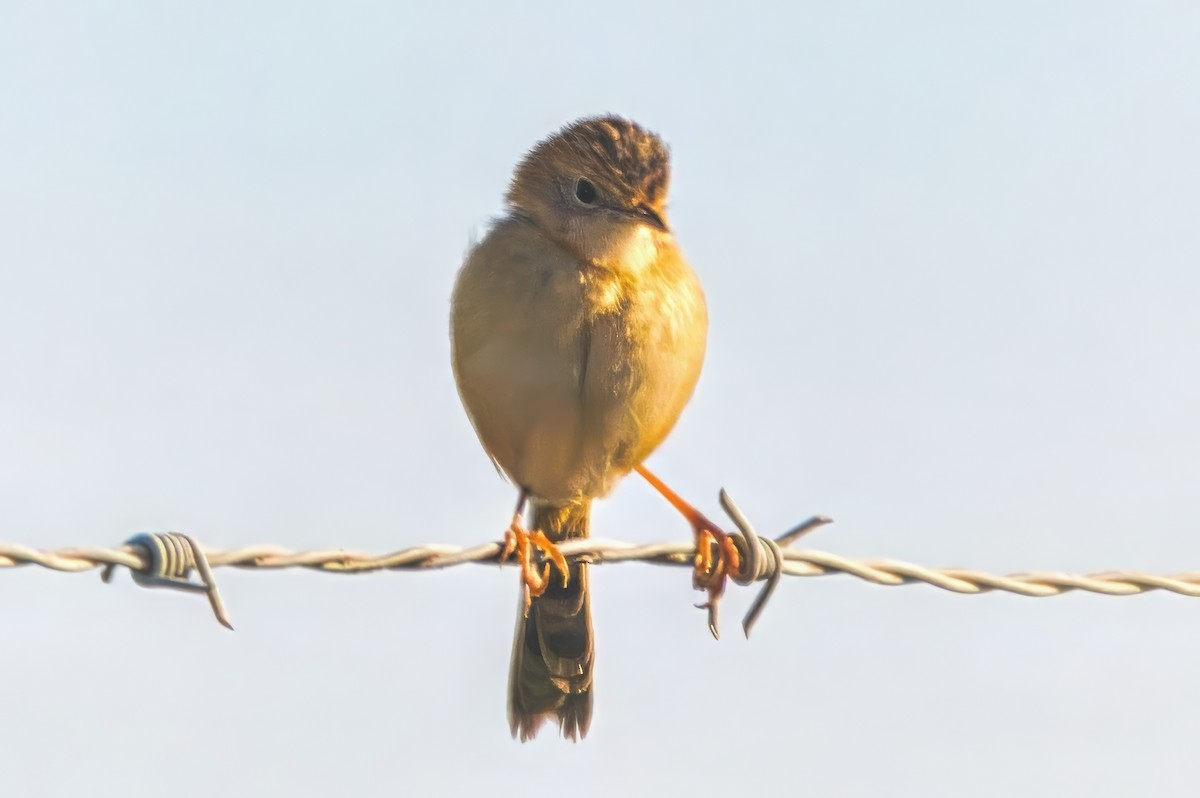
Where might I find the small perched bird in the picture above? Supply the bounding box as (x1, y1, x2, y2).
(451, 116, 737, 742)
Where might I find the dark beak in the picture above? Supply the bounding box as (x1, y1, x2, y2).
(631, 203, 669, 232)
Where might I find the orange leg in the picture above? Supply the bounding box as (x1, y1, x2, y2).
(499, 490, 569, 614)
(635, 464, 742, 628)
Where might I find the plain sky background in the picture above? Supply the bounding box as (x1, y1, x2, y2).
(3, 1, 1200, 795)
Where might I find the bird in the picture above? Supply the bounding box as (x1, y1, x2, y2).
(450, 115, 739, 742)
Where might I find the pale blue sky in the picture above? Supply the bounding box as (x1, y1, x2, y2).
(3, 1, 1200, 795)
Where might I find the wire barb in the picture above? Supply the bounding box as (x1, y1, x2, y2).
(100, 533, 233, 630)
(705, 490, 834, 638)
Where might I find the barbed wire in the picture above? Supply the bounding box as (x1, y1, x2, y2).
(4, 490, 1199, 637)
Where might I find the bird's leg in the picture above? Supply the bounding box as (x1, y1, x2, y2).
(500, 489, 570, 614)
(634, 464, 742, 634)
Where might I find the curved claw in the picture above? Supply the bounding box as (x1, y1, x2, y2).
(692, 522, 742, 638)
(501, 519, 570, 613)
(693, 526, 741, 591)
(527, 529, 569, 588)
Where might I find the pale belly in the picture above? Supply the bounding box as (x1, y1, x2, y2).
(451, 218, 707, 503)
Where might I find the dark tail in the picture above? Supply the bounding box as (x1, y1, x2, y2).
(508, 499, 594, 742)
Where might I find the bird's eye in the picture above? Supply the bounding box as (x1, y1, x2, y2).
(574, 178, 597, 204)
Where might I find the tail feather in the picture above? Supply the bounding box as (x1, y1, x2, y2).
(508, 499, 594, 742)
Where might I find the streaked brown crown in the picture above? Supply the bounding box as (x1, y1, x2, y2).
(506, 115, 671, 216)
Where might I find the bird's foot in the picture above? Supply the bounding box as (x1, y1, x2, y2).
(501, 515, 570, 614)
(690, 512, 742, 638)
(633, 464, 742, 638)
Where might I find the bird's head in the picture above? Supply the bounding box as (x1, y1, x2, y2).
(506, 115, 673, 272)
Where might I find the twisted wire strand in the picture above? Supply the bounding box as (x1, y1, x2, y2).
(4, 491, 1197, 635)
(5, 536, 1200, 596)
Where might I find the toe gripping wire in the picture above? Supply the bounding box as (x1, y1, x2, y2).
(100, 533, 233, 630)
(715, 490, 833, 640)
